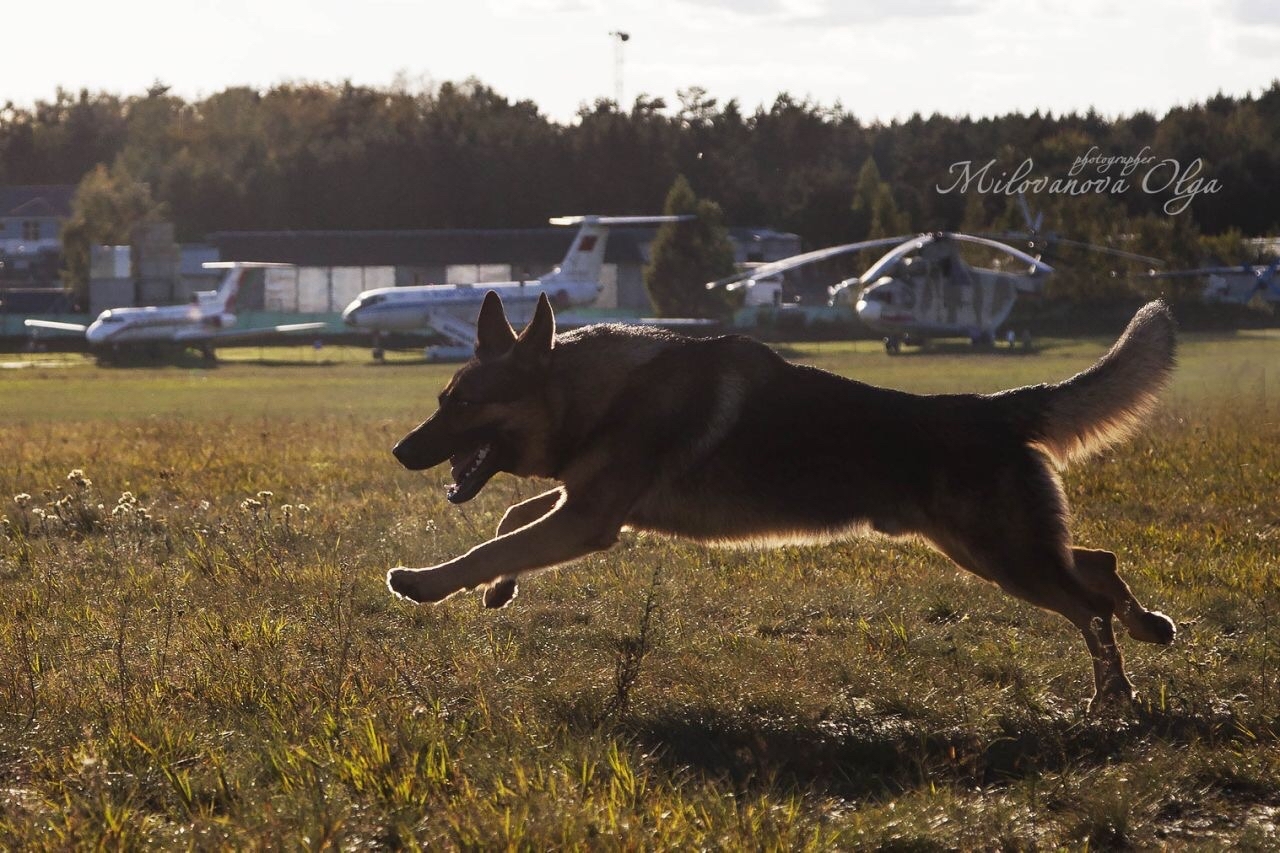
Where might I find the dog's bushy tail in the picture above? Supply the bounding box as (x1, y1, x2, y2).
(1007, 300, 1177, 469)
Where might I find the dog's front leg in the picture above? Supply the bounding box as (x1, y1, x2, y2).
(484, 488, 565, 608)
(387, 494, 623, 604)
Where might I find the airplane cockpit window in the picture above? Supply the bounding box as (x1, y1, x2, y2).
(102, 315, 126, 324)
(362, 294, 386, 307)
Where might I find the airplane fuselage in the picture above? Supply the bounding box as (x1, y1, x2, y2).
(85, 304, 233, 346)
(341, 279, 602, 334)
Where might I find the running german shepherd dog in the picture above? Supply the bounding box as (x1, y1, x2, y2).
(388, 291, 1177, 708)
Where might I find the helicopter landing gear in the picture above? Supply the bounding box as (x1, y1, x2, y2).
(884, 336, 902, 355)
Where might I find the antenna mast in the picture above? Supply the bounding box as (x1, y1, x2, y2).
(609, 31, 630, 107)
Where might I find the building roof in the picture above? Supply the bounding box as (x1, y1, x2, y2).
(208, 227, 653, 268)
(207, 225, 800, 269)
(0, 185, 76, 219)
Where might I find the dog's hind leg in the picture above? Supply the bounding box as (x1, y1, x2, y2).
(1071, 548, 1176, 645)
(948, 537, 1137, 710)
(929, 468, 1137, 711)
(482, 489, 564, 609)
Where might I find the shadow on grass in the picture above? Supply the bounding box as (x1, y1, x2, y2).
(608, 702, 1271, 800)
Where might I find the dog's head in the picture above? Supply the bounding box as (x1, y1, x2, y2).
(393, 290, 558, 503)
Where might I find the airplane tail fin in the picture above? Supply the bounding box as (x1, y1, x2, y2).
(215, 267, 244, 313)
(201, 262, 292, 314)
(544, 215, 694, 283)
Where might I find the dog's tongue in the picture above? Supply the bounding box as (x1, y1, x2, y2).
(447, 444, 496, 504)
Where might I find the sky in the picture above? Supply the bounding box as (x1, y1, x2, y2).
(4, 0, 1279, 124)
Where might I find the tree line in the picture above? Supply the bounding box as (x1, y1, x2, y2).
(4, 79, 1278, 305)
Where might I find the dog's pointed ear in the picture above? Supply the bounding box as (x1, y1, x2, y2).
(475, 291, 517, 360)
(514, 292, 555, 364)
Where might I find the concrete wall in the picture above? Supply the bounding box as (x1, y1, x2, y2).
(89, 278, 135, 315)
(266, 266, 395, 313)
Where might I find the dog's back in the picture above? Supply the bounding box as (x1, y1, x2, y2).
(618, 302, 1176, 547)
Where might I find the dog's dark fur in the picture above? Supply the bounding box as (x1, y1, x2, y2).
(388, 291, 1178, 707)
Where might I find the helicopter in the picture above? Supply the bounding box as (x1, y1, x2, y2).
(1148, 258, 1280, 307)
(711, 192, 1166, 353)
(707, 231, 1057, 353)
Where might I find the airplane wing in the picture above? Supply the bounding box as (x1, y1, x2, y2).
(707, 236, 912, 291)
(24, 319, 89, 333)
(554, 312, 718, 330)
(173, 322, 328, 343)
(549, 215, 694, 226)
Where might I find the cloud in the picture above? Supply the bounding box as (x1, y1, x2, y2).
(676, 0, 979, 26)
(1223, 0, 1280, 27)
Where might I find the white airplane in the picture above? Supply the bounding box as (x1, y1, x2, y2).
(340, 215, 691, 360)
(24, 262, 328, 362)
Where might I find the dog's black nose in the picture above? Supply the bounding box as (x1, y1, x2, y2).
(392, 439, 415, 468)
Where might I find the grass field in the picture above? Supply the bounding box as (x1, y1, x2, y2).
(1, 329, 1278, 849)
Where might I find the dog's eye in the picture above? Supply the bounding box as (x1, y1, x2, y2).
(441, 392, 473, 408)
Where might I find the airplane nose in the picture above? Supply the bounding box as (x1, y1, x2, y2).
(341, 306, 359, 327)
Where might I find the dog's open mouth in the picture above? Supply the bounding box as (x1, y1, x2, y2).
(447, 442, 501, 504)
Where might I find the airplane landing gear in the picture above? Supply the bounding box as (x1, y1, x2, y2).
(371, 332, 385, 362)
(884, 336, 902, 355)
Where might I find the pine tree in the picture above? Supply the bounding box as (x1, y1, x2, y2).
(851, 157, 910, 239)
(644, 175, 737, 318)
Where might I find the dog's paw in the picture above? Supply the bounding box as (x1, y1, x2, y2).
(482, 577, 519, 609)
(386, 567, 459, 604)
(1129, 610, 1176, 645)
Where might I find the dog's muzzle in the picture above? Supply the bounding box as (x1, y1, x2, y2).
(393, 413, 453, 471)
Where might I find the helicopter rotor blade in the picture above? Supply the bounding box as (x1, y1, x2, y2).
(855, 234, 941, 285)
(1017, 192, 1043, 235)
(704, 236, 912, 290)
(947, 233, 1055, 276)
(1048, 236, 1164, 266)
(1148, 263, 1253, 279)
(988, 230, 1163, 268)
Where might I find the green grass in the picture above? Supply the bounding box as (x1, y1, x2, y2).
(1, 331, 1277, 848)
